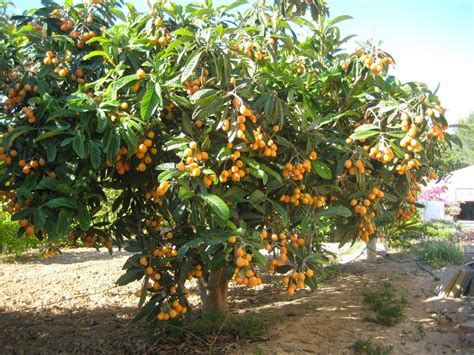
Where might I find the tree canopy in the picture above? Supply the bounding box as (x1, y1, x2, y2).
(0, 0, 454, 321)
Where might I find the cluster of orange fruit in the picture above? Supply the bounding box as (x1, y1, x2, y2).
(115, 146, 131, 175)
(19, 157, 46, 175)
(268, 246, 289, 271)
(283, 269, 314, 296)
(233, 247, 252, 268)
(177, 141, 215, 185)
(396, 176, 420, 222)
(281, 156, 315, 181)
(151, 245, 177, 259)
(219, 153, 248, 183)
(70, 67, 86, 85)
(350, 187, 384, 241)
(145, 216, 164, 232)
(234, 39, 269, 60)
(279, 186, 327, 208)
(234, 266, 263, 288)
(187, 264, 203, 279)
(43, 51, 71, 77)
(185, 69, 208, 95)
(368, 145, 394, 164)
(157, 300, 187, 321)
(3, 81, 37, 110)
(250, 128, 278, 158)
(428, 120, 447, 141)
(58, 17, 75, 32)
(150, 18, 172, 47)
(144, 264, 163, 291)
(145, 181, 171, 206)
(72, 30, 98, 49)
(135, 132, 159, 172)
(232, 97, 257, 124)
(395, 154, 421, 175)
(80, 234, 112, 250)
(19, 218, 36, 237)
(343, 49, 394, 76)
(344, 158, 366, 175)
(395, 203, 417, 223)
(20, 106, 37, 124)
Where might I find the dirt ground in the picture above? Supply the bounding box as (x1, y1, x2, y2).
(0, 247, 472, 354)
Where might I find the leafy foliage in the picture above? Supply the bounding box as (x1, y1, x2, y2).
(0, 0, 452, 321)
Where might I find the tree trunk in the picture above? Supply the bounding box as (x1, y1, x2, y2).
(198, 267, 229, 315)
(366, 237, 377, 262)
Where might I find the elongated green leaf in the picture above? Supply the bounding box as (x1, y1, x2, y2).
(3, 126, 35, 148)
(350, 130, 379, 140)
(316, 206, 352, 218)
(191, 88, 218, 106)
(73, 135, 87, 159)
(312, 160, 332, 180)
(77, 201, 91, 231)
(89, 141, 102, 170)
(201, 193, 230, 220)
(354, 124, 379, 132)
(141, 82, 162, 121)
(116, 267, 144, 286)
(57, 208, 74, 237)
(181, 50, 203, 82)
(43, 197, 77, 209)
(177, 237, 205, 261)
(111, 74, 139, 92)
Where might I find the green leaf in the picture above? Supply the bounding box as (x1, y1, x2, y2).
(33, 208, 47, 232)
(191, 88, 218, 106)
(35, 130, 71, 142)
(181, 49, 203, 83)
(3, 126, 35, 148)
(77, 201, 91, 232)
(43, 197, 78, 209)
(36, 177, 75, 195)
(177, 237, 205, 261)
(116, 267, 144, 286)
(350, 130, 379, 140)
(141, 82, 162, 121)
(89, 141, 102, 170)
(354, 124, 379, 132)
(158, 169, 182, 182)
(111, 74, 139, 92)
(249, 248, 268, 269)
(72, 135, 87, 159)
(316, 206, 352, 218)
(82, 50, 111, 63)
(312, 160, 332, 180)
(269, 199, 288, 225)
(103, 129, 121, 163)
(201, 193, 230, 220)
(57, 208, 74, 237)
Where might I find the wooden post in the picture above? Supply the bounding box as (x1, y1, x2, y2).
(367, 237, 377, 262)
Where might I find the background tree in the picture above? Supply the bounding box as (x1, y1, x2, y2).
(0, 0, 454, 322)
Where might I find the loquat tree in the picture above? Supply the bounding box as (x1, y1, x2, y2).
(0, 0, 456, 321)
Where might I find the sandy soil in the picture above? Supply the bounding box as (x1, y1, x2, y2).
(0, 247, 472, 354)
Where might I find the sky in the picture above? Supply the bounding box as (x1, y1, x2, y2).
(11, 0, 474, 123)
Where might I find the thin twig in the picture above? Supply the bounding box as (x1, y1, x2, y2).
(165, 324, 210, 346)
(208, 312, 230, 354)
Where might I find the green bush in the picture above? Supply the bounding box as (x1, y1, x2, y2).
(416, 239, 464, 268)
(363, 282, 407, 326)
(0, 211, 41, 255)
(354, 339, 392, 355)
